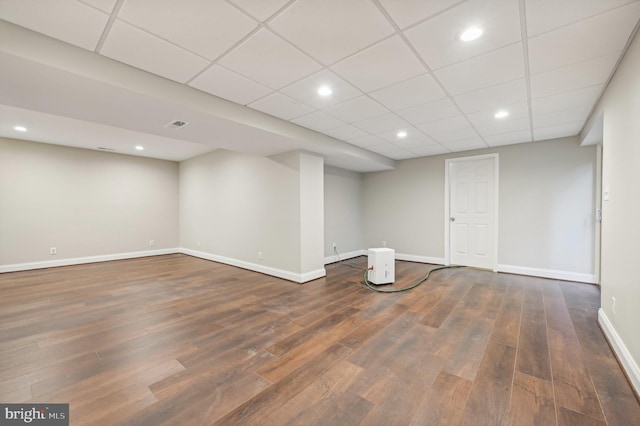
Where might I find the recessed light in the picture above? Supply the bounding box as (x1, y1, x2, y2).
(317, 85, 333, 97)
(396, 131, 408, 138)
(460, 27, 483, 42)
(13, 126, 27, 132)
(135, 145, 144, 151)
(494, 110, 509, 119)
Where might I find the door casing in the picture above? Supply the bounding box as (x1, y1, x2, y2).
(444, 153, 499, 271)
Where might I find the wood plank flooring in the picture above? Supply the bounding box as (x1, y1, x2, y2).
(1, 254, 638, 425)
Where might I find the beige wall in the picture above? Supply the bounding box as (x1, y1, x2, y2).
(0, 138, 179, 266)
(363, 153, 445, 259)
(498, 138, 596, 274)
(587, 28, 640, 377)
(324, 166, 364, 259)
(299, 152, 324, 273)
(179, 149, 325, 280)
(363, 137, 597, 279)
(179, 149, 301, 273)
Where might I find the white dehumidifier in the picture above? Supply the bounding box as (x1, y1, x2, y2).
(367, 248, 395, 285)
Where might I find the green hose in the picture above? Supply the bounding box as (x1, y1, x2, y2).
(362, 265, 464, 293)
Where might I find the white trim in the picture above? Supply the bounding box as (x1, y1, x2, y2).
(395, 253, 444, 265)
(324, 249, 366, 265)
(180, 248, 325, 283)
(325, 250, 445, 266)
(299, 268, 327, 282)
(0, 248, 179, 273)
(497, 264, 597, 284)
(598, 309, 640, 397)
(444, 153, 499, 271)
(594, 143, 602, 285)
(444, 160, 451, 265)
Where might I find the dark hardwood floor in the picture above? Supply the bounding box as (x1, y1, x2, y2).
(1, 254, 638, 425)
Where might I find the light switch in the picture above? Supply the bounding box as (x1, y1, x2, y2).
(603, 185, 610, 201)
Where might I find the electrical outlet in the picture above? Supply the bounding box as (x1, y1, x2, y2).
(612, 296, 616, 315)
(196, 240, 201, 247)
(149, 240, 155, 247)
(50, 247, 57, 255)
(258, 251, 263, 260)
(382, 240, 386, 247)
(332, 243, 337, 250)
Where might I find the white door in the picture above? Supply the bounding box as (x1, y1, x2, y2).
(447, 156, 497, 269)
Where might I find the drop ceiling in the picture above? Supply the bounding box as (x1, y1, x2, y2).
(1, 0, 639, 171)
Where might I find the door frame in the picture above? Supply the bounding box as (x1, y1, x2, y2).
(444, 153, 499, 271)
(594, 141, 603, 285)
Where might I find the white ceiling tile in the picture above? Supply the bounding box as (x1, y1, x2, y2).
(533, 122, 584, 141)
(475, 117, 531, 137)
(533, 106, 592, 129)
(530, 52, 619, 98)
(118, 0, 257, 60)
(528, 3, 640, 74)
(466, 101, 530, 126)
(228, 0, 291, 21)
(441, 138, 488, 152)
(220, 29, 321, 89)
(291, 111, 345, 132)
(391, 136, 438, 149)
(405, 0, 521, 70)
(269, 0, 394, 64)
(189, 65, 273, 105)
(434, 43, 525, 96)
(331, 36, 427, 92)
(396, 98, 461, 125)
(409, 144, 450, 156)
(484, 129, 532, 146)
(280, 70, 362, 109)
(323, 96, 389, 123)
(101, 20, 210, 83)
(376, 127, 430, 143)
(430, 128, 482, 144)
(369, 73, 446, 111)
(531, 85, 603, 115)
(80, 0, 117, 13)
(349, 135, 387, 148)
(416, 115, 470, 135)
(248, 92, 314, 120)
(454, 79, 527, 114)
(323, 125, 368, 141)
(0, 0, 109, 50)
(6, 0, 635, 169)
(525, 0, 638, 36)
(377, 0, 466, 29)
(367, 143, 413, 159)
(354, 113, 410, 134)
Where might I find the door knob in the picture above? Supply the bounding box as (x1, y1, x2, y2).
(450, 217, 456, 222)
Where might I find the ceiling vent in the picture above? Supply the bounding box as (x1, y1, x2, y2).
(165, 120, 189, 130)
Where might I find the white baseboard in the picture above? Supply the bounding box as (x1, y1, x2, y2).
(497, 264, 597, 284)
(598, 309, 640, 397)
(5, 249, 595, 286)
(180, 248, 325, 283)
(324, 249, 366, 265)
(325, 250, 445, 266)
(395, 253, 445, 265)
(0, 248, 180, 273)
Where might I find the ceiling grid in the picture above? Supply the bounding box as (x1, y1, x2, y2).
(1, 0, 639, 169)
